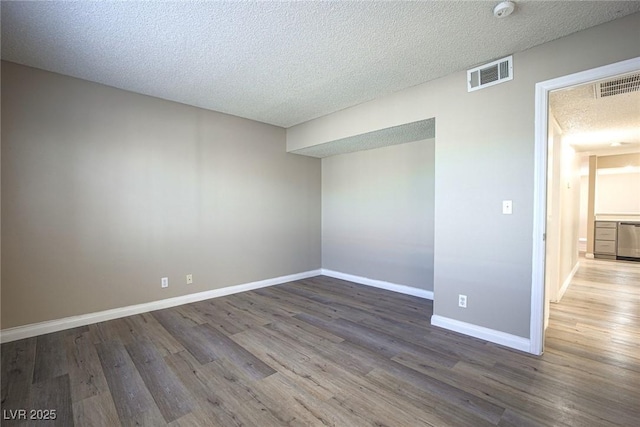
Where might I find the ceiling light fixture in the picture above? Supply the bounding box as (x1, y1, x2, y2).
(563, 129, 640, 147)
(493, 1, 516, 18)
(610, 142, 622, 147)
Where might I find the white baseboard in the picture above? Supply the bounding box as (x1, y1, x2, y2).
(0, 269, 322, 343)
(556, 261, 579, 302)
(430, 314, 531, 353)
(320, 269, 434, 300)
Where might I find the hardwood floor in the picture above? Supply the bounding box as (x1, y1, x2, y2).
(2, 259, 639, 426)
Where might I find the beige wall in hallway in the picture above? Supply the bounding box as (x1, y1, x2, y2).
(580, 153, 640, 244)
(1, 62, 321, 329)
(596, 171, 640, 214)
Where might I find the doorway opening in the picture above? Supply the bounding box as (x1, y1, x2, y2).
(544, 68, 640, 329)
(530, 56, 640, 355)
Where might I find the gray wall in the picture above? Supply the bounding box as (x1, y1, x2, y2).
(322, 139, 435, 290)
(1, 62, 321, 329)
(287, 13, 640, 338)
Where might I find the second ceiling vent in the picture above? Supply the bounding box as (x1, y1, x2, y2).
(595, 72, 640, 98)
(467, 55, 513, 92)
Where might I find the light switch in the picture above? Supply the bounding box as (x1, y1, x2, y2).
(502, 200, 513, 215)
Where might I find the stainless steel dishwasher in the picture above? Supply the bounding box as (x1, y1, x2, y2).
(617, 222, 640, 261)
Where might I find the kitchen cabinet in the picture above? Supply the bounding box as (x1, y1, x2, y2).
(594, 221, 617, 259)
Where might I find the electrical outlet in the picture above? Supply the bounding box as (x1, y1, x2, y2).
(186, 274, 193, 285)
(458, 294, 468, 308)
(161, 277, 169, 288)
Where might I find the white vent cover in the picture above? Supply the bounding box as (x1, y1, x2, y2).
(595, 72, 640, 98)
(467, 56, 513, 92)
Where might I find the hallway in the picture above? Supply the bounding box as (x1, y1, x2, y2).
(548, 258, 639, 358)
(543, 257, 639, 425)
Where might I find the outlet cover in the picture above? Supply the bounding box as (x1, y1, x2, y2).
(458, 294, 468, 308)
(186, 274, 193, 285)
(161, 277, 169, 288)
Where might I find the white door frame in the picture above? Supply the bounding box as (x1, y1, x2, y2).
(530, 56, 640, 355)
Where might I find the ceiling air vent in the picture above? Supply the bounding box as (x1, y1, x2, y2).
(467, 55, 513, 92)
(595, 72, 640, 98)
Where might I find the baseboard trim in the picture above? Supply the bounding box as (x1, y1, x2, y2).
(557, 261, 580, 302)
(430, 314, 531, 353)
(320, 269, 434, 300)
(0, 269, 322, 343)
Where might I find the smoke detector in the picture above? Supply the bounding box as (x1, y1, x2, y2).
(494, 1, 515, 18)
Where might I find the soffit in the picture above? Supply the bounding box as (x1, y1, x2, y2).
(290, 119, 435, 158)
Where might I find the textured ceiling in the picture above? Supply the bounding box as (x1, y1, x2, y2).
(2, 1, 640, 128)
(291, 118, 435, 158)
(550, 73, 640, 154)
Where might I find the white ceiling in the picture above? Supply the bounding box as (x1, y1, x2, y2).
(2, 1, 640, 128)
(550, 73, 640, 155)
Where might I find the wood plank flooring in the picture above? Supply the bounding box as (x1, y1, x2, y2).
(2, 258, 639, 426)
